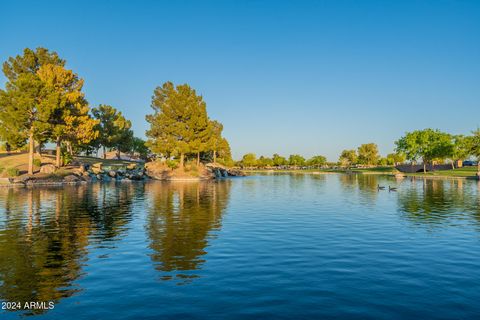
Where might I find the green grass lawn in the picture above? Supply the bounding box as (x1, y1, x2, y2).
(405, 166, 478, 177)
(243, 165, 479, 178)
(75, 156, 136, 166)
(0, 152, 137, 177)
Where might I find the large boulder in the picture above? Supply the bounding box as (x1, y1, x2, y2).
(40, 164, 57, 174)
(78, 163, 88, 173)
(91, 163, 103, 174)
(126, 163, 137, 170)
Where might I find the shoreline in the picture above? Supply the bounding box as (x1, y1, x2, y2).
(242, 169, 480, 180)
(2, 168, 478, 188)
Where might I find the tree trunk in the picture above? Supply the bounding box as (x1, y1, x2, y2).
(213, 150, 217, 163)
(103, 146, 106, 159)
(67, 141, 73, 156)
(55, 138, 62, 168)
(423, 162, 426, 174)
(180, 153, 185, 168)
(451, 160, 455, 170)
(197, 152, 200, 166)
(477, 161, 480, 178)
(116, 149, 121, 160)
(28, 129, 35, 175)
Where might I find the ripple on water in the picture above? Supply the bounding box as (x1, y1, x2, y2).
(0, 176, 480, 319)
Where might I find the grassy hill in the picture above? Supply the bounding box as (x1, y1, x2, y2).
(0, 152, 137, 177)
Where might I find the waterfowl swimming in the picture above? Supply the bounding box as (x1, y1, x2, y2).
(389, 186, 397, 192)
(377, 184, 385, 190)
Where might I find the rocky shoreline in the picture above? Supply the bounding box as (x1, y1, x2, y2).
(0, 162, 245, 188)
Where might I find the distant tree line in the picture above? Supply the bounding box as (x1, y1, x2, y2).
(338, 143, 406, 168)
(237, 153, 328, 169)
(238, 128, 480, 175)
(335, 128, 480, 174)
(0, 47, 149, 174)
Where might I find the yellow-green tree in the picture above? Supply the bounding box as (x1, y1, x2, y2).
(37, 64, 98, 166)
(357, 143, 380, 166)
(339, 149, 357, 168)
(469, 129, 480, 176)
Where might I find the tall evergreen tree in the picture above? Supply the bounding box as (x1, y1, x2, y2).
(146, 82, 211, 168)
(92, 105, 132, 159)
(0, 48, 65, 174)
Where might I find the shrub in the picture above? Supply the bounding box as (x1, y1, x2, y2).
(62, 151, 73, 165)
(6, 168, 20, 177)
(33, 158, 42, 167)
(166, 159, 179, 169)
(0, 166, 4, 174)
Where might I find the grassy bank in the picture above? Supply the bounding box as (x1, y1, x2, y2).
(0, 152, 137, 177)
(243, 166, 479, 179)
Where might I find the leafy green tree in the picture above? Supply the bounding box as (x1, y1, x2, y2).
(386, 152, 406, 166)
(116, 128, 135, 159)
(0, 47, 65, 174)
(469, 129, 480, 176)
(338, 149, 357, 168)
(257, 156, 274, 167)
(377, 157, 388, 166)
(357, 143, 380, 166)
(288, 154, 306, 167)
(241, 153, 257, 167)
(272, 153, 287, 167)
(145, 82, 211, 167)
(307, 155, 327, 168)
(130, 137, 150, 160)
(450, 135, 471, 169)
(92, 104, 132, 159)
(395, 129, 453, 173)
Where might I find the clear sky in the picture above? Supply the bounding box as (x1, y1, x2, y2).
(1, 0, 479, 161)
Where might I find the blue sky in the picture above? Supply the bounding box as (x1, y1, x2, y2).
(1, 0, 479, 160)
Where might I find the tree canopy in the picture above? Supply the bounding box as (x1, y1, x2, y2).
(92, 104, 132, 159)
(145, 82, 230, 167)
(338, 149, 357, 168)
(395, 129, 453, 173)
(357, 143, 380, 166)
(0, 48, 66, 173)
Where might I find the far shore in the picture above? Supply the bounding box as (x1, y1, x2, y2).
(242, 166, 480, 180)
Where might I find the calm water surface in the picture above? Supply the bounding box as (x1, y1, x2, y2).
(1, 174, 480, 319)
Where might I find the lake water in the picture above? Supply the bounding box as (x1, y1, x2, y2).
(1, 174, 480, 319)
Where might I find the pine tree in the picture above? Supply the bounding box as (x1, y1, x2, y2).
(146, 82, 211, 168)
(92, 105, 132, 159)
(0, 48, 65, 174)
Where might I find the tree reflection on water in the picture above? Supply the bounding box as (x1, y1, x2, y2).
(145, 181, 231, 283)
(0, 183, 137, 315)
(396, 178, 480, 227)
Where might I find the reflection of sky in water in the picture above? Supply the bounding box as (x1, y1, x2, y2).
(0, 176, 479, 319)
